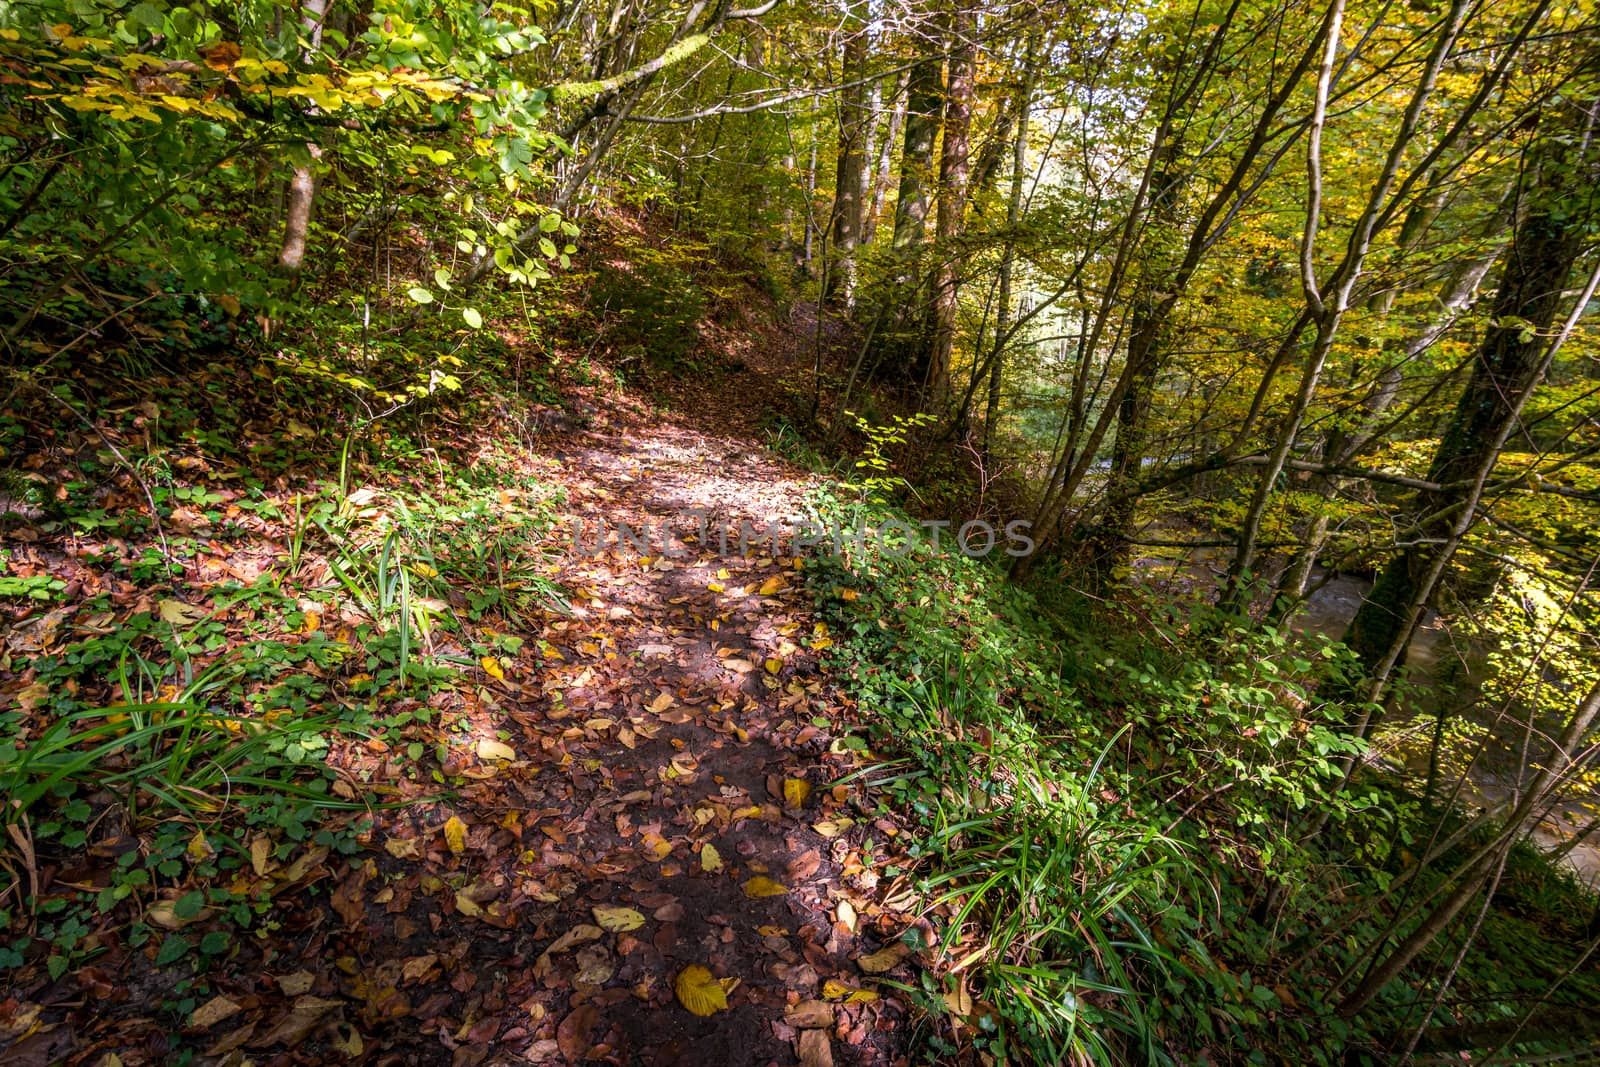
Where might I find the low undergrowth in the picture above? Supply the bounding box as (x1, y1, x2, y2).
(801, 489, 1600, 1066)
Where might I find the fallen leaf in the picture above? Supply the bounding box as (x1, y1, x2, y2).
(857, 942, 912, 974)
(159, 598, 207, 625)
(252, 995, 342, 1048)
(593, 905, 646, 932)
(787, 849, 821, 881)
(547, 924, 604, 954)
(640, 832, 672, 861)
(812, 818, 853, 839)
(442, 816, 467, 854)
(480, 655, 505, 681)
(189, 995, 242, 1029)
(701, 843, 724, 873)
(674, 965, 729, 1016)
(783, 779, 812, 809)
(743, 876, 787, 899)
(276, 971, 316, 996)
(784, 1000, 834, 1029)
(836, 900, 857, 932)
(556, 1003, 598, 1062)
(821, 979, 879, 1004)
(759, 576, 786, 595)
(796, 1028, 834, 1067)
(575, 942, 615, 985)
(476, 738, 516, 762)
(764, 657, 784, 675)
(384, 836, 420, 860)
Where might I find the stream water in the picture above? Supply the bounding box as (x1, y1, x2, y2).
(1133, 552, 1600, 883)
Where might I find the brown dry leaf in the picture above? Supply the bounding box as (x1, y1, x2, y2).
(575, 943, 615, 985)
(547, 924, 605, 954)
(784, 1000, 834, 1029)
(857, 942, 912, 974)
(189, 995, 242, 1029)
(836, 899, 858, 932)
(276, 971, 316, 996)
(782, 778, 812, 809)
(593, 905, 646, 932)
(400, 955, 439, 983)
(249, 836, 274, 876)
(442, 816, 468, 854)
(647, 691, 676, 714)
(787, 849, 821, 881)
(796, 1028, 834, 1067)
(743, 876, 787, 899)
(943, 981, 973, 1016)
(673, 965, 730, 1017)
(252, 995, 342, 1048)
(556, 1003, 599, 1062)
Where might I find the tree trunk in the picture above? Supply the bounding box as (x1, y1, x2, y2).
(923, 4, 975, 404)
(278, 0, 329, 274)
(1343, 105, 1597, 677)
(825, 11, 869, 308)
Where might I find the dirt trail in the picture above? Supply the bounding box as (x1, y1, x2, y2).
(328, 416, 913, 1065)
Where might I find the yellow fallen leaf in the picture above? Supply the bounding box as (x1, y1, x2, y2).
(836, 900, 857, 932)
(674, 964, 730, 1016)
(707, 582, 725, 593)
(783, 779, 812, 809)
(186, 829, 213, 862)
(384, 836, 420, 860)
(454, 890, 482, 917)
(743, 876, 787, 898)
(641, 832, 672, 861)
(480, 656, 505, 681)
(764, 657, 783, 675)
(857, 943, 911, 974)
(840, 588, 859, 601)
(812, 818, 852, 838)
(593, 905, 646, 932)
(759, 576, 786, 595)
(477, 738, 516, 762)
(822, 979, 879, 1004)
(701, 843, 724, 873)
(648, 691, 676, 714)
(732, 804, 763, 820)
(443, 816, 468, 854)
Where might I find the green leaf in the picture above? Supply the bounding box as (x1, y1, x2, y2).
(538, 237, 558, 258)
(462, 307, 483, 329)
(407, 287, 434, 304)
(539, 214, 561, 232)
(433, 268, 452, 290)
(156, 934, 191, 967)
(174, 890, 206, 919)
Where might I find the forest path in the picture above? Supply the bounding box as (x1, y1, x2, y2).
(341, 404, 915, 1066)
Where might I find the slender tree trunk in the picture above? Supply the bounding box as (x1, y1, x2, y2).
(825, 10, 870, 308)
(278, 0, 329, 274)
(863, 71, 907, 247)
(982, 55, 1035, 462)
(924, 4, 975, 404)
